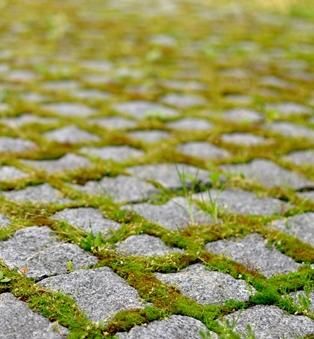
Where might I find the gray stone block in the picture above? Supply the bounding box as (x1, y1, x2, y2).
(0, 166, 28, 182)
(0, 213, 10, 228)
(44, 126, 100, 144)
(178, 142, 230, 160)
(222, 109, 263, 123)
(156, 264, 255, 304)
(223, 305, 314, 338)
(161, 93, 206, 108)
(167, 118, 212, 130)
(0, 137, 37, 153)
(283, 149, 314, 166)
(0, 293, 68, 339)
(206, 233, 299, 277)
(267, 122, 314, 140)
(42, 103, 95, 117)
(38, 267, 144, 322)
(220, 133, 269, 146)
(266, 102, 311, 117)
(117, 315, 218, 339)
(81, 146, 144, 161)
(92, 117, 137, 129)
(128, 130, 170, 143)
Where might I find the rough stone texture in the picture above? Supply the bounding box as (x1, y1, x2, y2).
(156, 264, 254, 304)
(81, 145, 144, 161)
(223, 305, 314, 338)
(114, 101, 178, 119)
(0, 293, 68, 339)
(222, 109, 263, 123)
(128, 163, 211, 189)
(128, 130, 170, 142)
(0, 137, 37, 153)
(221, 159, 313, 189)
(161, 93, 206, 108)
(283, 149, 314, 166)
(2, 183, 70, 204)
(38, 267, 144, 322)
(193, 189, 288, 216)
(0, 226, 97, 280)
(92, 116, 137, 129)
(0, 213, 10, 228)
(125, 197, 213, 230)
(178, 142, 230, 160)
(44, 126, 100, 144)
(23, 154, 91, 174)
(206, 234, 299, 277)
(117, 234, 183, 256)
(0, 165, 28, 181)
(267, 122, 314, 140)
(117, 315, 217, 339)
(43, 102, 95, 117)
(167, 117, 212, 130)
(270, 212, 314, 245)
(53, 207, 120, 235)
(71, 175, 158, 203)
(220, 133, 269, 146)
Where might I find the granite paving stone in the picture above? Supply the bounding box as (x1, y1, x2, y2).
(23, 153, 91, 174)
(223, 305, 314, 338)
(2, 183, 70, 204)
(0, 137, 37, 153)
(53, 207, 121, 235)
(116, 234, 183, 256)
(266, 102, 311, 117)
(221, 159, 313, 189)
(71, 175, 158, 203)
(92, 117, 137, 130)
(128, 130, 170, 143)
(267, 122, 314, 140)
(156, 264, 255, 304)
(220, 133, 270, 146)
(0, 165, 28, 182)
(299, 191, 314, 202)
(117, 315, 218, 339)
(0, 293, 68, 339)
(161, 93, 206, 108)
(114, 101, 178, 119)
(283, 149, 314, 166)
(0, 226, 97, 280)
(42, 103, 95, 117)
(128, 163, 212, 189)
(178, 142, 230, 160)
(193, 189, 288, 216)
(81, 145, 144, 161)
(44, 126, 100, 144)
(125, 197, 213, 230)
(269, 212, 314, 245)
(206, 234, 299, 277)
(167, 117, 213, 130)
(38, 267, 144, 322)
(2, 114, 57, 127)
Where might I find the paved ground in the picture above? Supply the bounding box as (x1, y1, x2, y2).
(0, 0, 313, 338)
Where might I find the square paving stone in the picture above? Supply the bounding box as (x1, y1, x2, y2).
(0, 137, 37, 153)
(267, 122, 314, 140)
(221, 159, 313, 189)
(0, 213, 10, 228)
(116, 234, 183, 256)
(92, 117, 137, 130)
(53, 207, 121, 235)
(266, 102, 311, 117)
(38, 267, 144, 322)
(161, 93, 206, 108)
(156, 264, 255, 304)
(222, 109, 263, 123)
(128, 130, 170, 143)
(81, 146, 144, 162)
(269, 212, 314, 246)
(167, 117, 213, 131)
(206, 233, 299, 277)
(283, 149, 314, 166)
(42, 103, 95, 117)
(0, 226, 97, 280)
(128, 163, 212, 189)
(71, 175, 158, 203)
(2, 183, 70, 204)
(220, 133, 270, 146)
(223, 305, 314, 339)
(117, 315, 217, 339)
(193, 189, 288, 216)
(125, 197, 213, 230)
(113, 101, 178, 119)
(44, 126, 100, 144)
(0, 293, 68, 339)
(0, 166, 28, 182)
(23, 154, 91, 174)
(178, 142, 230, 160)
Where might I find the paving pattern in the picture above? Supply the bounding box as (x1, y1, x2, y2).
(0, 0, 313, 338)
